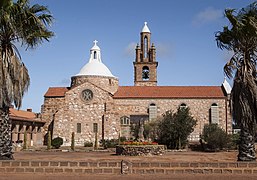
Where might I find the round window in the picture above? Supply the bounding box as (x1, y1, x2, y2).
(81, 89, 93, 101)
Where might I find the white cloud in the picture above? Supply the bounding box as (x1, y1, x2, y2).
(124, 42, 137, 57)
(192, 7, 223, 26)
(155, 43, 173, 58)
(60, 78, 70, 86)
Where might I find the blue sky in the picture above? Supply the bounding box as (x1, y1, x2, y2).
(19, 0, 255, 112)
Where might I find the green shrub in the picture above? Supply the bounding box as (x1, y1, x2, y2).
(84, 141, 93, 147)
(119, 136, 127, 142)
(227, 133, 240, 150)
(51, 137, 63, 149)
(201, 124, 229, 151)
(100, 139, 119, 149)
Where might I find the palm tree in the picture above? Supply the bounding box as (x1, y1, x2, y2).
(0, 0, 54, 160)
(216, 2, 257, 161)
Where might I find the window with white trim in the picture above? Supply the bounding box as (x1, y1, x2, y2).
(210, 103, 219, 124)
(149, 103, 157, 121)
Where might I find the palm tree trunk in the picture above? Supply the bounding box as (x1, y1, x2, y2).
(238, 127, 256, 161)
(0, 106, 13, 160)
(233, 74, 257, 161)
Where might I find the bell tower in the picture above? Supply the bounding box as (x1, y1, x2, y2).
(134, 22, 158, 86)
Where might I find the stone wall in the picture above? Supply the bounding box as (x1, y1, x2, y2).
(42, 73, 231, 145)
(51, 76, 120, 146)
(114, 98, 232, 141)
(41, 97, 66, 135)
(70, 75, 119, 94)
(116, 145, 166, 156)
(1, 160, 257, 175)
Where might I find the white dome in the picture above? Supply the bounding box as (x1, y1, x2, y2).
(76, 40, 115, 78)
(76, 59, 114, 77)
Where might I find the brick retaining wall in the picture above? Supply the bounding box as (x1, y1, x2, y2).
(1, 160, 257, 175)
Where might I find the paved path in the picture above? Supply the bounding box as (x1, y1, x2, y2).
(13, 150, 238, 162)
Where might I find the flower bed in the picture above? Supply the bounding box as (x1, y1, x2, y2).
(116, 142, 166, 156)
(120, 141, 158, 146)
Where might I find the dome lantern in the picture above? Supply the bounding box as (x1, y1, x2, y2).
(75, 40, 115, 78)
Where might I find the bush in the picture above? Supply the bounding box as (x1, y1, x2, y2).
(201, 124, 229, 151)
(100, 139, 119, 149)
(51, 137, 63, 149)
(227, 133, 240, 150)
(119, 136, 127, 143)
(84, 141, 93, 147)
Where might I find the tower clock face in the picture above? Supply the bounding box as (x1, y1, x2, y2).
(81, 89, 93, 101)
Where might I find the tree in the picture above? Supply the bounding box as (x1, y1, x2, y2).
(47, 131, 51, 150)
(158, 107, 197, 149)
(71, 132, 75, 151)
(216, 2, 257, 161)
(201, 124, 229, 151)
(0, 0, 54, 160)
(143, 119, 159, 141)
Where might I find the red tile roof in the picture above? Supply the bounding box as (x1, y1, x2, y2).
(113, 86, 226, 99)
(44, 86, 226, 99)
(44, 87, 69, 97)
(9, 108, 45, 123)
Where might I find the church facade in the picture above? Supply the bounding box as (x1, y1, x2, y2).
(41, 22, 232, 146)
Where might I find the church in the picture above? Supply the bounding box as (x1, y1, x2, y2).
(41, 22, 232, 146)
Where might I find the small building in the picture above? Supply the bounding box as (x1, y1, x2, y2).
(41, 22, 232, 146)
(10, 108, 45, 147)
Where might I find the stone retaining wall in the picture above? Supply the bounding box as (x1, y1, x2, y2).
(116, 145, 166, 156)
(1, 160, 257, 175)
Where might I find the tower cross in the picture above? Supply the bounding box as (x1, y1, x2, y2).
(93, 40, 98, 46)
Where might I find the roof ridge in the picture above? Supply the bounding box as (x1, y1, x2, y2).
(118, 85, 222, 87)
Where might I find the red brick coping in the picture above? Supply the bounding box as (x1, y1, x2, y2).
(1, 160, 257, 175)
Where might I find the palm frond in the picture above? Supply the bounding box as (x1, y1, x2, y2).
(225, 9, 241, 28)
(224, 56, 237, 79)
(0, 0, 53, 108)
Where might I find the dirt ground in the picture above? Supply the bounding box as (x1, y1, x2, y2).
(6, 150, 257, 180)
(13, 149, 239, 162)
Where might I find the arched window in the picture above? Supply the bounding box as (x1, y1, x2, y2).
(180, 103, 187, 109)
(93, 51, 97, 59)
(144, 36, 148, 58)
(142, 66, 149, 81)
(210, 103, 219, 124)
(149, 103, 157, 121)
(120, 116, 130, 125)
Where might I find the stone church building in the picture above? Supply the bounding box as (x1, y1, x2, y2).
(41, 22, 232, 146)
